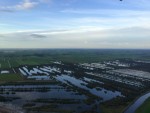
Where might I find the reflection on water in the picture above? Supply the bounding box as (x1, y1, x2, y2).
(0, 73, 123, 113)
(55, 74, 122, 101)
(0, 84, 89, 112)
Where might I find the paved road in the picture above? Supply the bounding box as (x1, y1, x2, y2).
(124, 92, 150, 113)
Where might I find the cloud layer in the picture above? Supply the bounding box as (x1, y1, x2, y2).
(0, 0, 150, 48)
(0, 27, 150, 49)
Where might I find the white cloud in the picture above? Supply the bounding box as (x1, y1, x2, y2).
(1, 26, 150, 49)
(39, 0, 51, 3)
(61, 9, 150, 17)
(0, 0, 50, 12)
(15, 0, 38, 10)
(59, 8, 150, 29)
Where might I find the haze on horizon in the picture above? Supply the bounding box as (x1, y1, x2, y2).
(0, 0, 150, 49)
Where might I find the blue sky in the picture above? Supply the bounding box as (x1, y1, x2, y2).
(0, 0, 150, 48)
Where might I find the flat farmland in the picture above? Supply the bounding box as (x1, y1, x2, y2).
(0, 58, 10, 69)
(0, 49, 150, 113)
(0, 74, 23, 82)
(0, 57, 52, 69)
(15, 56, 52, 65)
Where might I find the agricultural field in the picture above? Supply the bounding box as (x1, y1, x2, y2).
(0, 49, 150, 113)
(0, 74, 23, 82)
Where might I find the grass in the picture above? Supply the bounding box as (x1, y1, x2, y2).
(100, 105, 126, 113)
(0, 49, 150, 67)
(28, 104, 74, 113)
(9, 58, 20, 67)
(14, 56, 52, 66)
(135, 97, 150, 113)
(100, 97, 131, 113)
(0, 58, 9, 69)
(0, 56, 52, 69)
(0, 74, 23, 82)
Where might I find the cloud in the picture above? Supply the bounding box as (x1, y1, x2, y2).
(0, 9, 14, 12)
(0, 0, 50, 12)
(39, 0, 51, 3)
(1, 26, 150, 49)
(15, 0, 38, 10)
(61, 9, 150, 17)
(59, 8, 150, 29)
(30, 34, 47, 38)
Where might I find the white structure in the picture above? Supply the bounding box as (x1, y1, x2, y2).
(1, 70, 9, 74)
(27, 76, 50, 80)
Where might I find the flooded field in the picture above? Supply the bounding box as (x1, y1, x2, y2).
(0, 84, 89, 113)
(0, 58, 150, 113)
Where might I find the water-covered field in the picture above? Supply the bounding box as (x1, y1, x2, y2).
(0, 49, 150, 113)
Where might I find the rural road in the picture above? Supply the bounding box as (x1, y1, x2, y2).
(123, 92, 150, 113)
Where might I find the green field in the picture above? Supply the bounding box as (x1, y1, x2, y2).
(0, 49, 149, 113)
(100, 105, 126, 113)
(0, 58, 9, 69)
(0, 74, 23, 82)
(100, 97, 131, 113)
(0, 49, 150, 68)
(135, 97, 150, 113)
(0, 57, 52, 69)
(0, 49, 150, 83)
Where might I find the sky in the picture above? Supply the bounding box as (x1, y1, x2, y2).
(0, 0, 150, 49)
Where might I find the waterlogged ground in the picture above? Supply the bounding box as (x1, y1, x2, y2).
(0, 84, 88, 113)
(55, 74, 122, 101)
(0, 74, 122, 113)
(0, 59, 150, 113)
